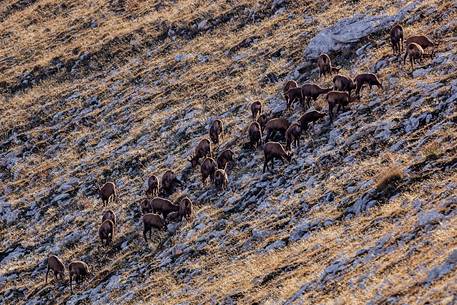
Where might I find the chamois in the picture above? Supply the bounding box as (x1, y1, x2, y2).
(99, 219, 114, 246)
(201, 157, 218, 185)
(283, 80, 298, 99)
(250, 101, 262, 120)
(285, 123, 302, 151)
(69, 261, 91, 293)
(405, 35, 436, 56)
(299, 110, 326, 131)
(248, 122, 262, 148)
(333, 75, 356, 97)
(46, 255, 65, 284)
(354, 73, 383, 97)
(102, 210, 116, 226)
(146, 175, 159, 197)
(143, 213, 166, 242)
(326, 91, 358, 123)
(161, 170, 182, 195)
(214, 168, 228, 191)
(217, 149, 234, 170)
(317, 54, 340, 77)
(179, 196, 193, 219)
(301, 84, 332, 109)
(149, 197, 179, 219)
(189, 138, 212, 167)
(264, 118, 290, 142)
(285, 87, 303, 110)
(209, 119, 223, 145)
(263, 142, 292, 173)
(390, 24, 404, 55)
(257, 113, 269, 132)
(404, 42, 424, 70)
(99, 182, 116, 206)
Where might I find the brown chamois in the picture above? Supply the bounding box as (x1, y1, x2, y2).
(99, 182, 116, 206)
(317, 54, 340, 77)
(248, 122, 262, 149)
(283, 80, 298, 98)
(285, 87, 303, 110)
(333, 75, 356, 97)
(189, 138, 212, 167)
(256, 113, 269, 132)
(209, 119, 223, 145)
(263, 142, 292, 173)
(404, 42, 424, 70)
(264, 118, 290, 142)
(354, 73, 383, 97)
(299, 110, 326, 131)
(149, 197, 179, 219)
(250, 101, 262, 120)
(301, 84, 332, 109)
(405, 35, 436, 56)
(201, 157, 218, 185)
(214, 168, 228, 191)
(102, 210, 116, 226)
(161, 170, 182, 195)
(146, 175, 159, 197)
(69, 261, 91, 293)
(46, 255, 65, 284)
(326, 91, 358, 123)
(179, 196, 193, 219)
(99, 219, 114, 246)
(285, 123, 302, 151)
(390, 24, 404, 55)
(140, 199, 152, 214)
(217, 149, 234, 170)
(143, 213, 166, 242)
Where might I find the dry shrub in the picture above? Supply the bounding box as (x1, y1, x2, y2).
(375, 165, 404, 193)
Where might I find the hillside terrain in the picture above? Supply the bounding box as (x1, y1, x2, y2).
(0, 0, 456, 304)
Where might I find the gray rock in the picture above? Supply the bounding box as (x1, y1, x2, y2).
(417, 210, 443, 226)
(264, 240, 286, 252)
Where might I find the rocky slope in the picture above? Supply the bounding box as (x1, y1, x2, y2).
(0, 0, 456, 304)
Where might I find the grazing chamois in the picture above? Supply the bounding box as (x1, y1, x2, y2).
(404, 42, 424, 70)
(149, 197, 179, 219)
(201, 157, 218, 185)
(326, 91, 358, 123)
(283, 80, 298, 99)
(217, 149, 234, 170)
(405, 35, 436, 56)
(189, 138, 212, 167)
(161, 170, 183, 195)
(46, 255, 65, 284)
(264, 118, 290, 142)
(143, 213, 166, 242)
(285, 87, 303, 110)
(333, 75, 356, 97)
(99, 220, 114, 246)
(102, 210, 116, 226)
(69, 261, 91, 293)
(354, 73, 383, 97)
(257, 113, 269, 132)
(214, 168, 228, 191)
(299, 110, 326, 131)
(263, 142, 292, 173)
(301, 84, 332, 109)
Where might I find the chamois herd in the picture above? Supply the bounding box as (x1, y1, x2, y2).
(44, 25, 436, 293)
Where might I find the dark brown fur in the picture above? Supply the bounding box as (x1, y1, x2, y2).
(257, 113, 269, 132)
(214, 168, 228, 191)
(46, 255, 65, 284)
(263, 142, 292, 173)
(149, 197, 179, 219)
(69, 261, 90, 293)
(250, 101, 262, 120)
(333, 75, 356, 97)
(405, 35, 436, 56)
(99, 182, 116, 206)
(317, 54, 340, 77)
(326, 91, 358, 123)
(143, 213, 166, 241)
(301, 84, 332, 109)
(201, 157, 218, 185)
(189, 138, 212, 167)
(404, 42, 424, 70)
(161, 170, 182, 195)
(146, 175, 159, 197)
(285, 87, 303, 110)
(217, 149, 234, 170)
(102, 210, 116, 226)
(299, 110, 326, 131)
(354, 73, 383, 97)
(285, 123, 302, 151)
(264, 118, 290, 142)
(99, 219, 114, 246)
(248, 122, 262, 149)
(209, 119, 223, 145)
(390, 24, 404, 55)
